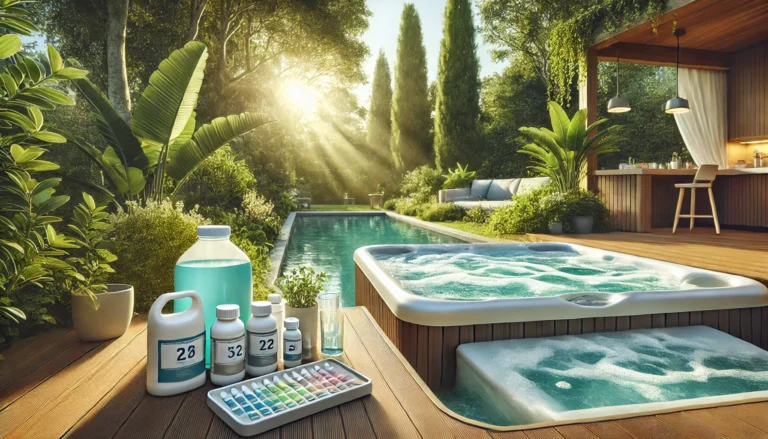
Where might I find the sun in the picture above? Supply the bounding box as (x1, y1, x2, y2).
(281, 79, 319, 118)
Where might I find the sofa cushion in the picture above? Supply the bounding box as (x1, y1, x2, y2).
(516, 177, 551, 197)
(507, 178, 522, 195)
(486, 179, 516, 201)
(470, 179, 493, 199)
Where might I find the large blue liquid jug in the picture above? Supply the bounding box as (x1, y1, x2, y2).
(174, 225, 252, 368)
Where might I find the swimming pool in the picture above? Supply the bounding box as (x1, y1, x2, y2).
(279, 214, 461, 307)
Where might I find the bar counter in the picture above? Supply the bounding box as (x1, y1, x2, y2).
(593, 168, 768, 232)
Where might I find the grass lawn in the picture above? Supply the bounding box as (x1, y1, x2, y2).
(308, 204, 381, 211)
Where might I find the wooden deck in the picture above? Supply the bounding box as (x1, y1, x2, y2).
(530, 228, 768, 283)
(3, 307, 768, 438)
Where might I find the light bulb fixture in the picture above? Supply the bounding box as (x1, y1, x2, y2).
(607, 53, 631, 113)
(665, 28, 691, 114)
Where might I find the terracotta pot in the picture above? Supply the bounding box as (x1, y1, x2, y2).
(72, 284, 134, 341)
(284, 304, 318, 360)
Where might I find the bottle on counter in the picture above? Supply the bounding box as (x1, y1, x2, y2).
(268, 293, 284, 360)
(210, 304, 246, 385)
(246, 301, 278, 376)
(283, 317, 302, 369)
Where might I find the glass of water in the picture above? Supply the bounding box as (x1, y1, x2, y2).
(318, 293, 343, 356)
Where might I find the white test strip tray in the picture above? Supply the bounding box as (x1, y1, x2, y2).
(206, 359, 372, 436)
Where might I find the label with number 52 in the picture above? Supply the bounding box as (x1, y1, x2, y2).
(158, 331, 205, 383)
(247, 329, 278, 368)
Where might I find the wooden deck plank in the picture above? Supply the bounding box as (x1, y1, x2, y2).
(281, 416, 313, 439)
(66, 360, 148, 439)
(683, 407, 768, 438)
(338, 399, 376, 439)
(656, 411, 725, 439)
(0, 327, 71, 373)
(311, 407, 345, 438)
(615, 415, 686, 439)
(12, 326, 148, 438)
(0, 316, 147, 437)
(582, 422, 636, 439)
(112, 392, 186, 439)
(162, 381, 216, 439)
(0, 329, 79, 385)
(346, 307, 492, 439)
(341, 311, 423, 439)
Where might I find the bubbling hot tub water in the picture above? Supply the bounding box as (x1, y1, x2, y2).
(374, 248, 683, 300)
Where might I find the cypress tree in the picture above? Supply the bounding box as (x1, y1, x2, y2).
(434, 0, 480, 171)
(391, 3, 431, 171)
(367, 50, 393, 168)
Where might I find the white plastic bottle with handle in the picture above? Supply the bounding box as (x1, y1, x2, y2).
(147, 291, 206, 396)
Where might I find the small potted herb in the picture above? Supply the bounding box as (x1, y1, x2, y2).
(278, 266, 328, 359)
(66, 194, 133, 341)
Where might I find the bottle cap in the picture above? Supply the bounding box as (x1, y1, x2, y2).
(284, 317, 299, 329)
(197, 225, 230, 238)
(251, 301, 272, 316)
(268, 293, 282, 304)
(216, 304, 239, 320)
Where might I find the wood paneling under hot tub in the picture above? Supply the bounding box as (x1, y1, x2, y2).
(356, 266, 768, 390)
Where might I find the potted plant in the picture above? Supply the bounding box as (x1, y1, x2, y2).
(540, 192, 565, 235)
(66, 194, 133, 341)
(440, 163, 476, 202)
(670, 152, 682, 169)
(278, 266, 328, 360)
(563, 190, 608, 234)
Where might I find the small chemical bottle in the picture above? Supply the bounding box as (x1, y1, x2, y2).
(283, 317, 302, 369)
(210, 304, 246, 386)
(268, 293, 284, 360)
(247, 301, 278, 376)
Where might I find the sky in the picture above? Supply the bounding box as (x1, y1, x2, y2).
(353, 0, 506, 107)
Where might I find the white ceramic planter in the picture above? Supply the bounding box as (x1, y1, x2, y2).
(72, 284, 134, 341)
(284, 304, 318, 360)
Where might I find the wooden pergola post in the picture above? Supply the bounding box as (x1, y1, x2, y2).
(579, 47, 599, 192)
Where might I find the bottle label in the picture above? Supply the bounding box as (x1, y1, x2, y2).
(157, 331, 205, 383)
(248, 329, 278, 368)
(284, 338, 302, 362)
(211, 334, 246, 375)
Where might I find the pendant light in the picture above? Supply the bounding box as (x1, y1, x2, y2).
(607, 53, 631, 113)
(665, 28, 691, 114)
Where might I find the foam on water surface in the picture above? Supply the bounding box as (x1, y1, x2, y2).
(374, 248, 682, 300)
(454, 326, 768, 425)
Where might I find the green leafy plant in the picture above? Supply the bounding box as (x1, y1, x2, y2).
(61, 193, 117, 309)
(65, 41, 271, 204)
(278, 266, 328, 308)
(0, 2, 89, 333)
(561, 190, 610, 232)
(418, 203, 464, 222)
(107, 200, 206, 311)
(383, 198, 399, 211)
(488, 185, 556, 234)
(519, 101, 621, 193)
(539, 192, 567, 224)
(400, 165, 444, 204)
(442, 163, 476, 189)
(393, 198, 429, 217)
(463, 206, 489, 224)
(178, 146, 255, 208)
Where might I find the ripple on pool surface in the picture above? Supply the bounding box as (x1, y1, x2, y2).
(374, 249, 682, 299)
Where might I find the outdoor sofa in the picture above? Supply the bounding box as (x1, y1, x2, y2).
(439, 177, 551, 211)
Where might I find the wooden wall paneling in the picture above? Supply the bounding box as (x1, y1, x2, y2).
(555, 320, 568, 336)
(441, 327, 459, 388)
(729, 41, 768, 140)
(427, 327, 442, 389)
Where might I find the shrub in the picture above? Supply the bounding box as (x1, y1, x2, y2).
(561, 190, 610, 233)
(179, 146, 256, 208)
(241, 190, 281, 239)
(278, 266, 328, 308)
(442, 163, 476, 189)
(463, 206, 489, 223)
(108, 200, 207, 311)
(488, 185, 556, 234)
(230, 235, 271, 302)
(394, 198, 429, 217)
(383, 198, 399, 211)
(418, 203, 464, 222)
(400, 165, 444, 204)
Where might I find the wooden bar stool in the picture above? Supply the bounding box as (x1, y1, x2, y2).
(672, 164, 720, 234)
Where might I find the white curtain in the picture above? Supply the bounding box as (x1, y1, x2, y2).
(674, 68, 728, 168)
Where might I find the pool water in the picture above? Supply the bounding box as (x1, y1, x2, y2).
(281, 215, 461, 307)
(374, 248, 682, 300)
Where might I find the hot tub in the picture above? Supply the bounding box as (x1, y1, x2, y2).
(353, 243, 768, 389)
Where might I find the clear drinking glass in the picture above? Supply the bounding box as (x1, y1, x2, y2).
(319, 293, 343, 356)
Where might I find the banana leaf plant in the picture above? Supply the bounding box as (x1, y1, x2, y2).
(66, 41, 271, 204)
(519, 101, 622, 193)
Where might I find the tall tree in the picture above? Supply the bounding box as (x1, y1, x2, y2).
(367, 51, 393, 168)
(390, 3, 431, 171)
(106, 0, 131, 122)
(433, 0, 480, 171)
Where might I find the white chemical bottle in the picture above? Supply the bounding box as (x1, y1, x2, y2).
(283, 317, 302, 369)
(210, 304, 246, 385)
(246, 301, 278, 376)
(147, 291, 206, 396)
(268, 293, 284, 360)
